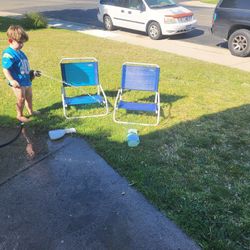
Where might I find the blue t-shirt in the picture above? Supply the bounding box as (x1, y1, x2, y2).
(2, 46, 31, 87)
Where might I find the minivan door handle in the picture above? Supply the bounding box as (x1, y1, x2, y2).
(121, 9, 124, 13)
(128, 11, 132, 14)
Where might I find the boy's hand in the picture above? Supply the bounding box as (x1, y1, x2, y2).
(30, 70, 41, 81)
(10, 80, 20, 88)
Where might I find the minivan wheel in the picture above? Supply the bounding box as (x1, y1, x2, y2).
(103, 15, 114, 31)
(147, 22, 162, 40)
(228, 29, 250, 57)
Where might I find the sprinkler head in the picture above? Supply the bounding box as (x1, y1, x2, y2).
(29, 70, 41, 81)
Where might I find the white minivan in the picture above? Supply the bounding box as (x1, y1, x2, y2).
(97, 0, 196, 40)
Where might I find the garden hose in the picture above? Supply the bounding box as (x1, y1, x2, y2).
(0, 122, 24, 148)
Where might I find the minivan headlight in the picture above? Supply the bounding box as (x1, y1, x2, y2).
(164, 16, 177, 24)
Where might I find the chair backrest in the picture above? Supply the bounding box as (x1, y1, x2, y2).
(61, 60, 99, 87)
(121, 63, 160, 92)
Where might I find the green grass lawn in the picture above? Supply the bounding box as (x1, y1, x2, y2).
(200, 0, 218, 4)
(0, 24, 250, 249)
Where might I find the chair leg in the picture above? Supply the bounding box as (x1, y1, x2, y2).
(99, 85, 109, 115)
(113, 89, 122, 123)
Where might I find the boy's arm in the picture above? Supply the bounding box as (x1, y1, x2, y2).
(2, 68, 20, 88)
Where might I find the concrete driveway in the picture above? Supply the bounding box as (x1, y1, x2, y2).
(0, 135, 200, 250)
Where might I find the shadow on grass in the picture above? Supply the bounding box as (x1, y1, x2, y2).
(105, 90, 184, 104)
(0, 16, 22, 32)
(120, 93, 185, 120)
(104, 90, 119, 98)
(0, 115, 20, 128)
(0, 16, 47, 32)
(36, 92, 183, 122)
(94, 104, 250, 250)
(38, 101, 62, 113)
(137, 93, 185, 104)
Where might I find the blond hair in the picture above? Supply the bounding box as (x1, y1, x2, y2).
(7, 25, 29, 43)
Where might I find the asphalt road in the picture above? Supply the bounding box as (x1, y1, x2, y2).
(0, 0, 98, 12)
(0, 0, 226, 48)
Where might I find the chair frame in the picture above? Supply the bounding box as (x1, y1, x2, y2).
(113, 62, 160, 126)
(60, 57, 109, 119)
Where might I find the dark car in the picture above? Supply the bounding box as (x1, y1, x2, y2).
(211, 0, 250, 57)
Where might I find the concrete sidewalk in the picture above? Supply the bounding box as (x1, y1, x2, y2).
(0, 137, 200, 250)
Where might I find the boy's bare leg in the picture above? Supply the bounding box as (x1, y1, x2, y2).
(24, 86, 33, 115)
(25, 87, 40, 116)
(12, 86, 29, 122)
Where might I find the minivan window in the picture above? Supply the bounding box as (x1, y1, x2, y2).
(144, 0, 176, 9)
(219, 0, 250, 9)
(128, 0, 144, 10)
(100, 0, 128, 7)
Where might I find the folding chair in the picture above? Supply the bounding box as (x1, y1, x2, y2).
(60, 57, 108, 119)
(113, 62, 160, 126)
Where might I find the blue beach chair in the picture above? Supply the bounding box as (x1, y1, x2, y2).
(60, 57, 108, 119)
(113, 62, 160, 126)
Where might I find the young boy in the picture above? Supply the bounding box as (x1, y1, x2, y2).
(2, 25, 40, 122)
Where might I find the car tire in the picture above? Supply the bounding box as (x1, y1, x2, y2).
(103, 15, 114, 31)
(147, 22, 162, 40)
(228, 29, 250, 57)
